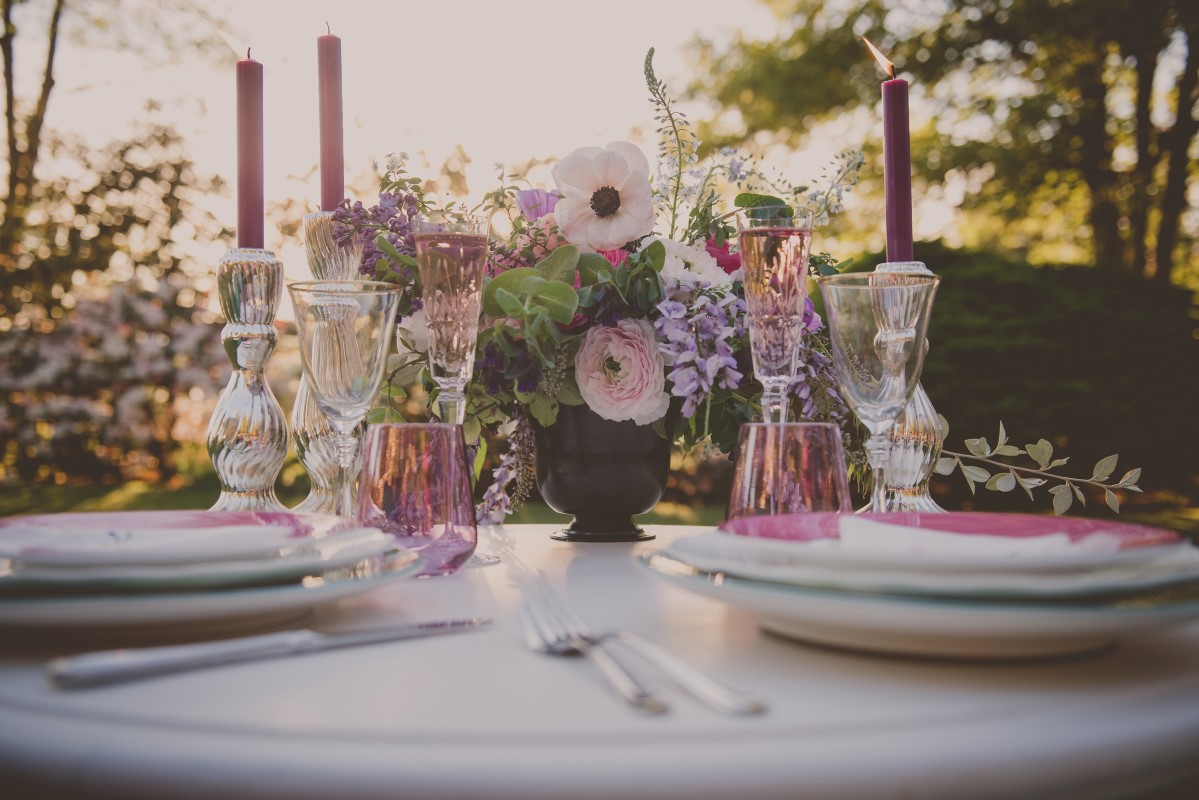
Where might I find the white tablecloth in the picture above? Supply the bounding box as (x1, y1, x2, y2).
(1, 524, 1198, 799)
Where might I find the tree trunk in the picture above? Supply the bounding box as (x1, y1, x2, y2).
(1075, 60, 1126, 269)
(1127, 8, 1167, 276)
(1154, 9, 1199, 284)
(0, 0, 65, 266)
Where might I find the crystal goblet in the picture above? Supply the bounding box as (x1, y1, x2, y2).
(289, 280, 400, 518)
(413, 211, 488, 425)
(816, 273, 940, 514)
(735, 206, 815, 423)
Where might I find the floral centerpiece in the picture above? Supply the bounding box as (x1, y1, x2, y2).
(334, 50, 1142, 523)
(335, 51, 861, 524)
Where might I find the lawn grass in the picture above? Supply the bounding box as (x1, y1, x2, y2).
(0, 475, 726, 527)
(0, 472, 1187, 534)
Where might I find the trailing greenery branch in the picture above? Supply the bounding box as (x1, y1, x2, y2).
(933, 419, 1143, 515)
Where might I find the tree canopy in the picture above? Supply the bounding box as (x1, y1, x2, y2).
(693, 0, 1199, 282)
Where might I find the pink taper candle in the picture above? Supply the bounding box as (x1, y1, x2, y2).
(317, 26, 344, 212)
(864, 38, 913, 262)
(236, 49, 265, 249)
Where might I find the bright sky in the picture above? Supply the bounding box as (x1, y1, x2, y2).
(26, 0, 953, 310)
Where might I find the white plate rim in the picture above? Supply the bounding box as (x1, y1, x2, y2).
(0, 553, 423, 628)
(639, 552, 1199, 659)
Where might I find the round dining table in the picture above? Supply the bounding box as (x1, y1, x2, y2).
(1, 523, 1198, 799)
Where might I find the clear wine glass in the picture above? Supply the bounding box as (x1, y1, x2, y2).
(413, 211, 489, 425)
(736, 206, 815, 423)
(816, 273, 940, 514)
(357, 423, 477, 576)
(726, 422, 853, 519)
(289, 280, 400, 518)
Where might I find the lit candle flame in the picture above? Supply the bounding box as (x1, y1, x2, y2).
(218, 30, 252, 60)
(862, 37, 896, 80)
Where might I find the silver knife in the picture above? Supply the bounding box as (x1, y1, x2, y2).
(47, 617, 492, 689)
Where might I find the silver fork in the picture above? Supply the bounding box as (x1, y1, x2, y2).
(521, 577, 668, 714)
(523, 573, 766, 715)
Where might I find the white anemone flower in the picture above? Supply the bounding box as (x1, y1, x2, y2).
(551, 141, 655, 251)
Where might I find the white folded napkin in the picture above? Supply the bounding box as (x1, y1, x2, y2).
(0, 512, 361, 567)
(836, 516, 1123, 561)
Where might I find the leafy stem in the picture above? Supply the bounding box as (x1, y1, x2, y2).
(934, 420, 1142, 515)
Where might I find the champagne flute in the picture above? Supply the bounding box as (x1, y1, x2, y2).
(736, 206, 814, 423)
(816, 273, 940, 514)
(289, 280, 400, 518)
(413, 211, 489, 425)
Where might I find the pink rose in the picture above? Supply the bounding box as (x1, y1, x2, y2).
(706, 237, 741, 274)
(574, 319, 669, 426)
(598, 248, 628, 268)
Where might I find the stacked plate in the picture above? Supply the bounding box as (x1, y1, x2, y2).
(641, 512, 1199, 659)
(0, 510, 421, 635)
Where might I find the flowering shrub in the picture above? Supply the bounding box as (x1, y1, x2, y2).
(0, 276, 226, 484)
(338, 50, 864, 522)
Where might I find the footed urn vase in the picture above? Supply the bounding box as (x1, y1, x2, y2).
(534, 404, 672, 543)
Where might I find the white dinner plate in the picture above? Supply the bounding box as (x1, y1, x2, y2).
(0, 551, 423, 631)
(715, 512, 1188, 574)
(0, 510, 365, 567)
(665, 530, 1199, 599)
(0, 527, 401, 594)
(640, 552, 1199, 659)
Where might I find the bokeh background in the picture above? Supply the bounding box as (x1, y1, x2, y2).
(2, 0, 1197, 530)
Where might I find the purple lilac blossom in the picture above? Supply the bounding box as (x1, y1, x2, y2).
(654, 291, 746, 418)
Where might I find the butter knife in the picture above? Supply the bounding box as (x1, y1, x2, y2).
(47, 617, 492, 689)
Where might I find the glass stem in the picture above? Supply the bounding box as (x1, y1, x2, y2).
(437, 390, 466, 426)
(330, 423, 359, 518)
(865, 431, 892, 513)
(762, 389, 789, 424)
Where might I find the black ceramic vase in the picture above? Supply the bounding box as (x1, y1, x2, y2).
(534, 403, 671, 542)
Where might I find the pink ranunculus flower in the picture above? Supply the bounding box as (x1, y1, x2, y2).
(552, 141, 655, 251)
(706, 237, 741, 274)
(574, 319, 669, 426)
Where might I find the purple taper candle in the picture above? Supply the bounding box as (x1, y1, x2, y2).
(236, 48, 265, 249)
(317, 25, 344, 212)
(865, 37, 913, 262)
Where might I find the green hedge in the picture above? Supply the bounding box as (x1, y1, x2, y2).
(850, 243, 1199, 505)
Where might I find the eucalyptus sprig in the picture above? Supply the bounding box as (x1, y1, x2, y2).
(934, 420, 1143, 514)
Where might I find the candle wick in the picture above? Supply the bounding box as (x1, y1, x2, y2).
(887, 64, 896, 80)
(325, 21, 331, 35)
(246, 47, 252, 60)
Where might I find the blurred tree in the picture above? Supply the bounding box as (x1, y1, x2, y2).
(0, 0, 231, 484)
(693, 0, 1199, 282)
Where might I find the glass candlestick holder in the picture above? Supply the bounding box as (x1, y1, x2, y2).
(291, 211, 365, 514)
(872, 260, 946, 512)
(207, 248, 289, 511)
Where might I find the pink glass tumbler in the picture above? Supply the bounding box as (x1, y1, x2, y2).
(357, 423, 477, 576)
(726, 422, 853, 519)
